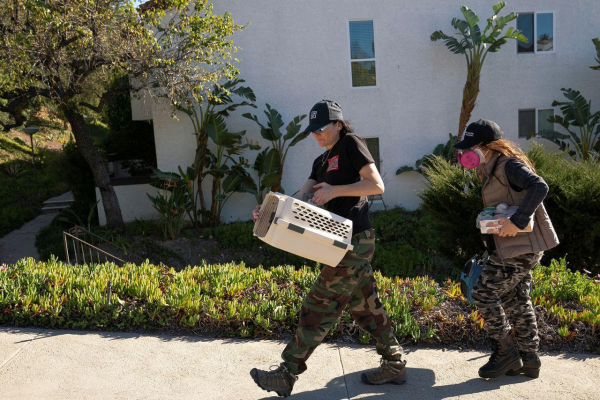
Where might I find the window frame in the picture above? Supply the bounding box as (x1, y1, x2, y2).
(362, 136, 382, 173)
(348, 19, 378, 89)
(518, 108, 555, 139)
(516, 11, 556, 55)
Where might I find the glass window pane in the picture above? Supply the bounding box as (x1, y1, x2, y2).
(538, 109, 554, 132)
(350, 21, 375, 59)
(351, 61, 376, 87)
(364, 138, 381, 171)
(537, 13, 554, 52)
(517, 13, 534, 53)
(518, 109, 536, 138)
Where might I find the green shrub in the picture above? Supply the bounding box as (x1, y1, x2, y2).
(528, 145, 600, 273)
(212, 221, 255, 249)
(0, 204, 36, 235)
(0, 258, 597, 351)
(0, 144, 67, 237)
(35, 211, 79, 261)
(419, 157, 483, 267)
(532, 258, 600, 328)
(126, 218, 159, 237)
(371, 208, 441, 277)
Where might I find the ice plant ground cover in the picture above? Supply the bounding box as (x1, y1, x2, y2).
(0, 258, 598, 353)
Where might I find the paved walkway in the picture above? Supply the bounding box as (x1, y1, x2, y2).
(0, 213, 55, 265)
(0, 327, 598, 399)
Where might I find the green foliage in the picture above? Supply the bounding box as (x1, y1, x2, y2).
(371, 208, 440, 277)
(178, 80, 259, 227)
(528, 145, 600, 273)
(126, 218, 159, 237)
(431, 2, 526, 61)
(243, 104, 308, 195)
(397, 133, 458, 174)
(591, 38, 600, 71)
(204, 112, 258, 225)
(529, 88, 600, 161)
(147, 179, 192, 241)
(1, 258, 597, 349)
(419, 156, 483, 267)
(431, 2, 527, 158)
(0, 140, 67, 236)
(211, 221, 256, 249)
(210, 221, 318, 268)
(101, 75, 156, 176)
(532, 259, 600, 327)
(35, 211, 81, 261)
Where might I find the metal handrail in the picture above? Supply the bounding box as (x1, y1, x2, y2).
(63, 231, 125, 266)
(62, 225, 144, 266)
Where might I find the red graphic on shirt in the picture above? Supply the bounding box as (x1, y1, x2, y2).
(327, 155, 339, 172)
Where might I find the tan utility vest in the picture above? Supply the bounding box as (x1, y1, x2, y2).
(478, 152, 560, 260)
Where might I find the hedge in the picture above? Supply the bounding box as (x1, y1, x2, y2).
(1, 258, 598, 353)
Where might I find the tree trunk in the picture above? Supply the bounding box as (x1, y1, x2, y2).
(63, 107, 126, 231)
(195, 127, 208, 223)
(209, 176, 219, 227)
(452, 66, 481, 163)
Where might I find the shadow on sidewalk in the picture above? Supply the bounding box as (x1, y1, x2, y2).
(1, 326, 290, 346)
(258, 368, 537, 400)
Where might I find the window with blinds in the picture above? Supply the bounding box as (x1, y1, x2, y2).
(364, 137, 381, 172)
(349, 20, 376, 87)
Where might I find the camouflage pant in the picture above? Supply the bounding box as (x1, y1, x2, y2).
(281, 228, 403, 375)
(472, 251, 543, 353)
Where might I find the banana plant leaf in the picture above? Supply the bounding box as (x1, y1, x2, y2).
(283, 114, 307, 141)
(262, 148, 281, 175)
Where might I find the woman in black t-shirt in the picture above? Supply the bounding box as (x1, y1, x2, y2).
(250, 100, 407, 397)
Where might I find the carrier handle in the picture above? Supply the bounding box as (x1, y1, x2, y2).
(274, 218, 354, 251)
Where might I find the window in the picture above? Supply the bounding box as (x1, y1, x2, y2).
(364, 137, 381, 172)
(517, 12, 554, 54)
(349, 20, 376, 87)
(518, 109, 554, 138)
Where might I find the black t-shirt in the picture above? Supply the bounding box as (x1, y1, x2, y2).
(308, 133, 375, 234)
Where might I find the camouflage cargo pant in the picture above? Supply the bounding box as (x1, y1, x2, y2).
(281, 228, 403, 375)
(472, 251, 543, 353)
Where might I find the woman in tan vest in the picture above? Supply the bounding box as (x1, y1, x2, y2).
(454, 120, 559, 380)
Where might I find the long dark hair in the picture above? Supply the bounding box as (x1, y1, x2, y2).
(334, 120, 355, 136)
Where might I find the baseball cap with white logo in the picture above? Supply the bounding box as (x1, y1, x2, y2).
(454, 119, 503, 150)
(302, 100, 344, 134)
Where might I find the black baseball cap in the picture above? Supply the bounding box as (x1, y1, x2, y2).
(454, 119, 503, 150)
(302, 100, 344, 134)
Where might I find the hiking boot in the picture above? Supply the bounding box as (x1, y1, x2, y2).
(478, 336, 522, 379)
(250, 363, 298, 398)
(506, 351, 541, 378)
(361, 356, 407, 385)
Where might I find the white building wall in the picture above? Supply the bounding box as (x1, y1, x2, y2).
(111, 0, 600, 225)
(96, 184, 161, 226)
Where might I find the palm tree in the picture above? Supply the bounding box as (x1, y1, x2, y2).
(431, 2, 528, 161)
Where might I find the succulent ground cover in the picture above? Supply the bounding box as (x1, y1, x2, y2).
(1, 258, 598, 353)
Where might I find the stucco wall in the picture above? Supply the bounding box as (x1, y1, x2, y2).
(96, 184, 161, 226)
(118, 0, 600, 225)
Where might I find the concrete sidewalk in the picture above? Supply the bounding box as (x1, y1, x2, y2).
(0, 327, 598, 399)
(0, 213, 55, 265)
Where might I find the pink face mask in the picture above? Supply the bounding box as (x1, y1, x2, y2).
(458, 149, 486, 169)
